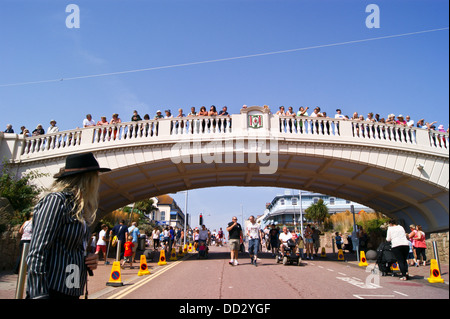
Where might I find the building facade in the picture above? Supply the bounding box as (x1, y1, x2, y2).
(261, 190, 374, 226)
(151, 195, 187, 229)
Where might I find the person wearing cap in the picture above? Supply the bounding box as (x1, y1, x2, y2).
(26, 152, 111, 299)
(164, 109, 173, 118)
(154, 110, 163, 119)
(396, 114, 407, 126)
(386, 114, 396, 125)
(47, 120, 59, 134)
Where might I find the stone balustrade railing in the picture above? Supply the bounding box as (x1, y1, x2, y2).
(277, 116, 449, 150)
(0, 113, 448, 163)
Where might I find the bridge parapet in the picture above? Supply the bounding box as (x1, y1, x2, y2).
(276, 116, 449, 155)
(0, 110, 448, 164)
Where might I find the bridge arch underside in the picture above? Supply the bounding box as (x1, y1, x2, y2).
(97, 147, 449, 234)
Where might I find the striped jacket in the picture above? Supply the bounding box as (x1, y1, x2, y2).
(26, 192, 90, 298)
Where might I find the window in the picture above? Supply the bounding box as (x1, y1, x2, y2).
(313, 197, 319, 204)
(280, 199, 285, 205)
(292, 198, 297, 205)
(329, 197, 335, 205)
(161, 211, 165, 221)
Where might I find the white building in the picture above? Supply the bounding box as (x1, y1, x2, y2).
(261, 190, 374, 226)
(151, 195, 187, 229)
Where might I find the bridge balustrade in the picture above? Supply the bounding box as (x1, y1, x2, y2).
(0, 113, 447, 162)
(278, 116, 449, 150)
(170, 116, 232, 135)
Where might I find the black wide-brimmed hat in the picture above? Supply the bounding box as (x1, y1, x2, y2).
(54, 152, 111, 179)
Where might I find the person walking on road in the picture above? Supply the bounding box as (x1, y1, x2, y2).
(386, 219, 410, 281)
(246, 215, 262, 266)
(268, 224, 279, 256)
(304, 224, 314, 260)
(227, 216, 243, 266)
(110, 220, 128, 260)
(128, 222, 140, 262)
(152, 227, 160, 250)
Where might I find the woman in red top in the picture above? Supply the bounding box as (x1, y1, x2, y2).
(413, 225, 427, 266)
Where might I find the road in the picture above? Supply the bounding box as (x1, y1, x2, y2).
(93, 245, 448, 300)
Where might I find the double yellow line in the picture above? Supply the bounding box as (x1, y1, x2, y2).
(106, 257, 186, 299)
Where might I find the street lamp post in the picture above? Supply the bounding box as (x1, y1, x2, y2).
(184, 190, 188, 246)
(351, 204, 359, 262)
(299, 190, 304, 237)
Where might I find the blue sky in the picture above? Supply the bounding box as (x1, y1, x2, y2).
(1, 0, 448, 232)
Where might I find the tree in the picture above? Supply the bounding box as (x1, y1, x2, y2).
(134, 198, 158, 218)
(305, 199, 329, 227)
(0, 161, 46, 225)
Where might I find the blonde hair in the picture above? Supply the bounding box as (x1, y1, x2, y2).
(46, 171, 100, 225)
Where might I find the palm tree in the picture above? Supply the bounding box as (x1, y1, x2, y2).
(305, 199, 329, 227)
(134, 198, 158, 219)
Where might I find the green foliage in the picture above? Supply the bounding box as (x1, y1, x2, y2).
(305, 199, 330, 227)
(357, 215, 390, 237)
(0, 161, 46, 225)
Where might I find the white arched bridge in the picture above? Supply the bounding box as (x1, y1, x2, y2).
(1, 106, 448, 233)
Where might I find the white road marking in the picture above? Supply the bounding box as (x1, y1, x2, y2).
(354, 294, 395, 299)
(393, 291, 408, 296)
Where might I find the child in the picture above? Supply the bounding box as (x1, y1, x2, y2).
(335, 232, 342, 251)
(407, 240, 416, 266)
(122, 235, 135, 269)
(198, 241, 206, 258)
(297, 235, 305, 259)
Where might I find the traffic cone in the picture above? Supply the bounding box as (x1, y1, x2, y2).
(427, 259, 444, 283)
(157, 249, 167, 266)
(106, 261, 124, 287)
(337, 249, 344, 261)
(390, 262, 400, 272)
(320, 247, 326, 258)
(178, 246, 184, 257)
(183, 244, 188, 254)
(137, 255, 150, 276)
(188, 243, 193, 252)
(358, 251, 368, 266)
(170, 247, 178, 261)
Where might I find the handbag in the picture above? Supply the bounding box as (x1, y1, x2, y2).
(111, 235, 118, 247)
(240, 243, 245, 253)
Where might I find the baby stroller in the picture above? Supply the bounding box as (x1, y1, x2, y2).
(376, 242, 397, 276)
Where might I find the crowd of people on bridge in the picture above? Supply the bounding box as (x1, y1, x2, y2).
(3, 104, 448, 137)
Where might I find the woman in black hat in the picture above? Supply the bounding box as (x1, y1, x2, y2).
(26, 152, 110, 299)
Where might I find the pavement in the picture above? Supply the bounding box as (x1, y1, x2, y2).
(1, 246, 448, 299)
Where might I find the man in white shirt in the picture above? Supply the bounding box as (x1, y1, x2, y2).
(406, 115, 414, 127)
(199, 225, 209, 243)
(310, 107, 323, 117)
(279, 226, 296, 255)
(47, 120, 59, 134)
(83, 114, 96, 127)
(246, 215, 262, 266)
(334, 109, 346, 120)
